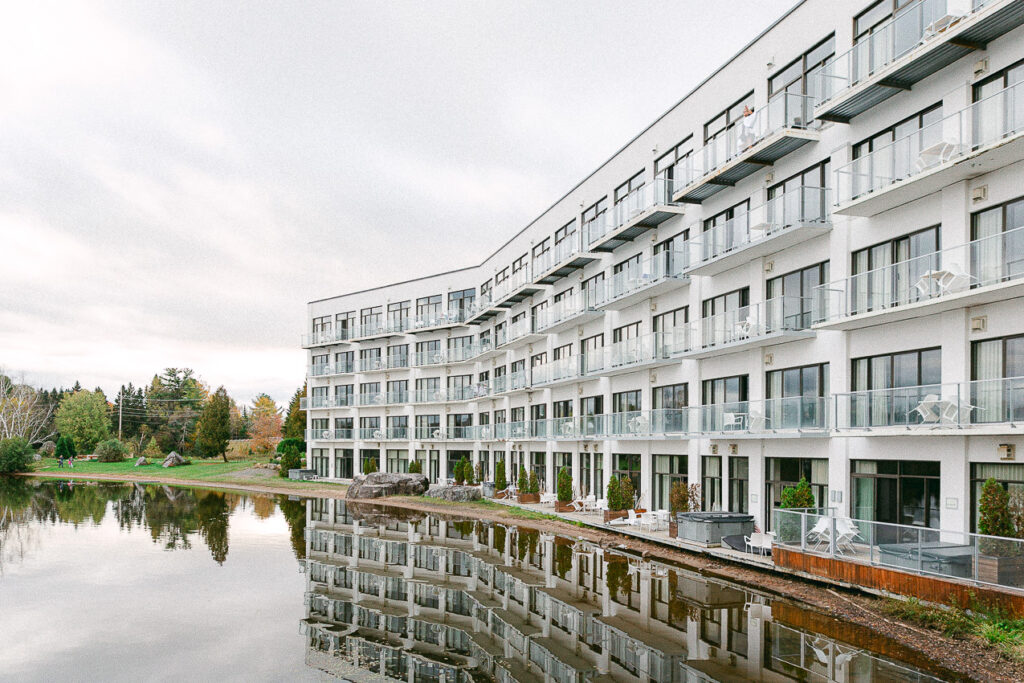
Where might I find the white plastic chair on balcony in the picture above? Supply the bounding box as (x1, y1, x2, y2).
(609, 509, 639, 527)
(431, 352, 446, 364)
(723, 412, 745, 430)
(372, 430, 384, 440)
(628, 415, 650, 434)
(747, 410, 768, 432)
(733, 315, 760, 339)
(432, 429, 446, 440)
(560, 421, 577, 437)
(373, 394, 385, 405)
(321, 430, 332, 440)
(909, 395, 942, 425)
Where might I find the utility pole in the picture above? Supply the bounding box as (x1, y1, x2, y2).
(118, 387, 123, 440)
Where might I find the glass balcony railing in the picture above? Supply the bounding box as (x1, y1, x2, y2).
(409, 308, 468, 330)
(414, 426, 447, 440)
(412, 349, 450, 367)
(700, 397, 829, 433)
(596, 249, 688, 306)
(815, 0, 985, 108)
(531, 357, 583, 386)
(696, 296, 812, 349)
(356, 358, 388, 372)
(812, 225, 1024, 324)
(301, 395, 354, 410)
(576, 327, 693, 376)
(310, 363, 333, 377)
(412, 388, 449, 403)
(357, 392, 387, 407)
(604, 409, 693, 437)
(384, 391, 408, 405)
(679, 92, 816, 190)
(835, 80, 1024, 205)
(490, 267, 534, 305)
(495, 317, 535, 348)
(490, 370, 530, 395)
(534, 292, 598, 331)
(351, 319, 408, 340)
(445, 383, 491, 401)
(584, 178, 679, 247)
(385, 355, 409, 370)
(306, 428, 354, 441)
(358, 427, 386, 440)
(834, 377, 1024, 429)
(302, 327, 352, 347)
(686, 186, 830, 268)
(532, 235, 581, 275)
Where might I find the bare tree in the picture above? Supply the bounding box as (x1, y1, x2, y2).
(0, 371, 57, 444)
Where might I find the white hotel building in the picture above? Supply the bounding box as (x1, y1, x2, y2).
(303, 0, 1024, 535)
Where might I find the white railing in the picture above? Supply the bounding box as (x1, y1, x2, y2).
(532, 234, 580, 275)
(597, 249, 688, 306)
(812, 225, 1024, 323)
(534, 292, 598, 331)
(686, 186, 830, 268)
(491, 266, 534, 305)
(815, 0, 987, 107)
(700, 397, 829, 433)
(835, 80, 1024, 205)
(680, 92, 816, 190)
(495, 317, 535, 347)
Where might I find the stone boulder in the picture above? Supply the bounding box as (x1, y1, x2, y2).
(135, 457, 147, 467)
(346, 472, 429, 499)
(162, 451, 185, 468)
(424, 485, 482, 503)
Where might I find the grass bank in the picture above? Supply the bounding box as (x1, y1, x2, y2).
(26, 457, 348, 497)
(883, 596, 1024, 662)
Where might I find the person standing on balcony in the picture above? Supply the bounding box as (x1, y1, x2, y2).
(740, 105, 757, 150)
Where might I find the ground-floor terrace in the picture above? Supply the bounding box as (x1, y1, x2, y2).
(309, 431, 1024, 536)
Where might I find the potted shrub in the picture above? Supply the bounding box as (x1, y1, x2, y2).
(408, 459, 422, 474)
(463, 457, 475, 486)
(603, 476, 626, 523)
(518, 466, 539, 504)
(494, 461, 508, 499)
(454, 458, 466, 485)
(555, 466, 574, 513)
(775, 477, 816, 543)
(977, 478, 1024, 585)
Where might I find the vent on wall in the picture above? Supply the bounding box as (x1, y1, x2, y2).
(974, 57, 989, 78)
(1000, 444, 1016, 461)
(971, 316, 987, 333)
(972, 185, 988, 203)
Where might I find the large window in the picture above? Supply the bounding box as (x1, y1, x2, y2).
(448, 289, 475, 316)
(334, 448, 354, 479)
(766, 261, 828, 329)
(701, 287, 750, 346)
(704, 92, 754, 144)
(653, 383, 687, 433)
(767, 160, 830, 228)
(702, 199, 750, 256)
(972, 334, 1024, 423)
(765, 457, 828, 529)
(614, 171, 644, 214)
(387, 301, 410, 330)
(769, 35, 834, 101)
(582, 198, 608, 245)
(971, 195, 1024, 287)
(702, 375, 748, 431)
(851, 347, 941, 427)
(851, 104, 942, 196)
(654, 136, 692, 196)
(971, 463, 1024, 532)
(702, 456, 722, 511)
(766, 363, 828, 429)
(851, 225, 939, 315)
(582, 272, 605, 307)
(416, 294, 442, 320)
(555, 220, 576, 254)
(729, 457, 749, 513)
(852, 460, 940, 531)
(652, 455, 687, 512)
(612, 390, 641, 414)
(360, 306, 382, 332)
(613, 454, 641, 502)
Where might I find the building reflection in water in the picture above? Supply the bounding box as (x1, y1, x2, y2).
(300, 499, 940, 682)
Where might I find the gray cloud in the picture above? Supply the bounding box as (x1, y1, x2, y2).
(1, 0, 795, 404)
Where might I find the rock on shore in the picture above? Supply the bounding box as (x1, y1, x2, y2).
(424, 485, 481, 502)
(346, 472, 429, 499)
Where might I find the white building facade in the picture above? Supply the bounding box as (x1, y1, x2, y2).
(303, 0, 1024, 535)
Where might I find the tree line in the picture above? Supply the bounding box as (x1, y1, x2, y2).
(0, 367, 307, 461)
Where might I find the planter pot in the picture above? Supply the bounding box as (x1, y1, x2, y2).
(669, 521, 678, 538)
(978, 554, 1024, 587)
(494, 490, 507, 500)
(518, 493, 540, 504)
(603, 510, 628, 523)
(554, 501, 574, 513)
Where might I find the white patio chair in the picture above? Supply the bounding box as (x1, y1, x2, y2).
(909, 394, 942, 425)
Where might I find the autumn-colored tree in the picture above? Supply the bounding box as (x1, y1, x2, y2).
(250, 394, 282, 454)
(282, 384, 306, 440)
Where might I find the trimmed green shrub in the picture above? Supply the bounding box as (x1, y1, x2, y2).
(606, 476, 621, 511)
(670, 481, 701, 513)
(518, 465, 529, 493)
(527, 469, 539, 494)
(463, 457, 475, 486)
(277, 437, 306, 455)
(363, 457, 378, 474)
(494, 460, 507, 491)
(557, 466, 572, 503)
(95, 439, 129, 463)
(454, 457, 466, 485)
(408, 459, 422, 474)
(278, 448, 302, 477)
(780, 477, 816, 509)
(54, 435, 76, 459)
(0, 438, 33, 474)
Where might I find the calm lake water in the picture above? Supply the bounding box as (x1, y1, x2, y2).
(0, 479, 952, 682)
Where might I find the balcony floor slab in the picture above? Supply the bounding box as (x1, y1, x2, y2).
(813, 278, 1024, 331)
(590, 206, 687, 252)
(596, 275, 689, 311)
(835, 131, 1024, 217)
(686, 222, 833, 277)
(534, 254, 598, 285)
(682, 330, 815, 359)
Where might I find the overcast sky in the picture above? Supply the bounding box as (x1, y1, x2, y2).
(0, 0, 795, 406)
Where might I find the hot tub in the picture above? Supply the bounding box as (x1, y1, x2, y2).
(675, 512, 755, 546)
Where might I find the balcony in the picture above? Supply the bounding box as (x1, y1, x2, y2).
(357, 392, 388, 407)
(584, 327, 694, 377)
(814, 0, 1024, 123)
(530, 357, 584, 388)
(412, 426, 476, 441)
(812, 225, 1024, 330)
(349, 320, 408, 342)
(684, 186, 832, 276)
(534, 292, 602, 334)
(356, 358, 390, 373)
(831, 377, 1024, 434)
(300, 395, 354, 410)
(602, 410, 694, 439)
(495, 317, 544, 349)
(306, 428, 354, 441)
(698, 397, 830, 438)
(673, 92, 819, 204)
(407, 309, 469, 333)
(682, 297, 815, 359)
(835, 82, 1024, 216)
(490, 370, 530, 395)
(595, 250, 689, 310)
(301, 328, 351, 348)
(583, 179, 686, 252)
(384, 391, 409, 404)
(531, 234, 597, 285)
